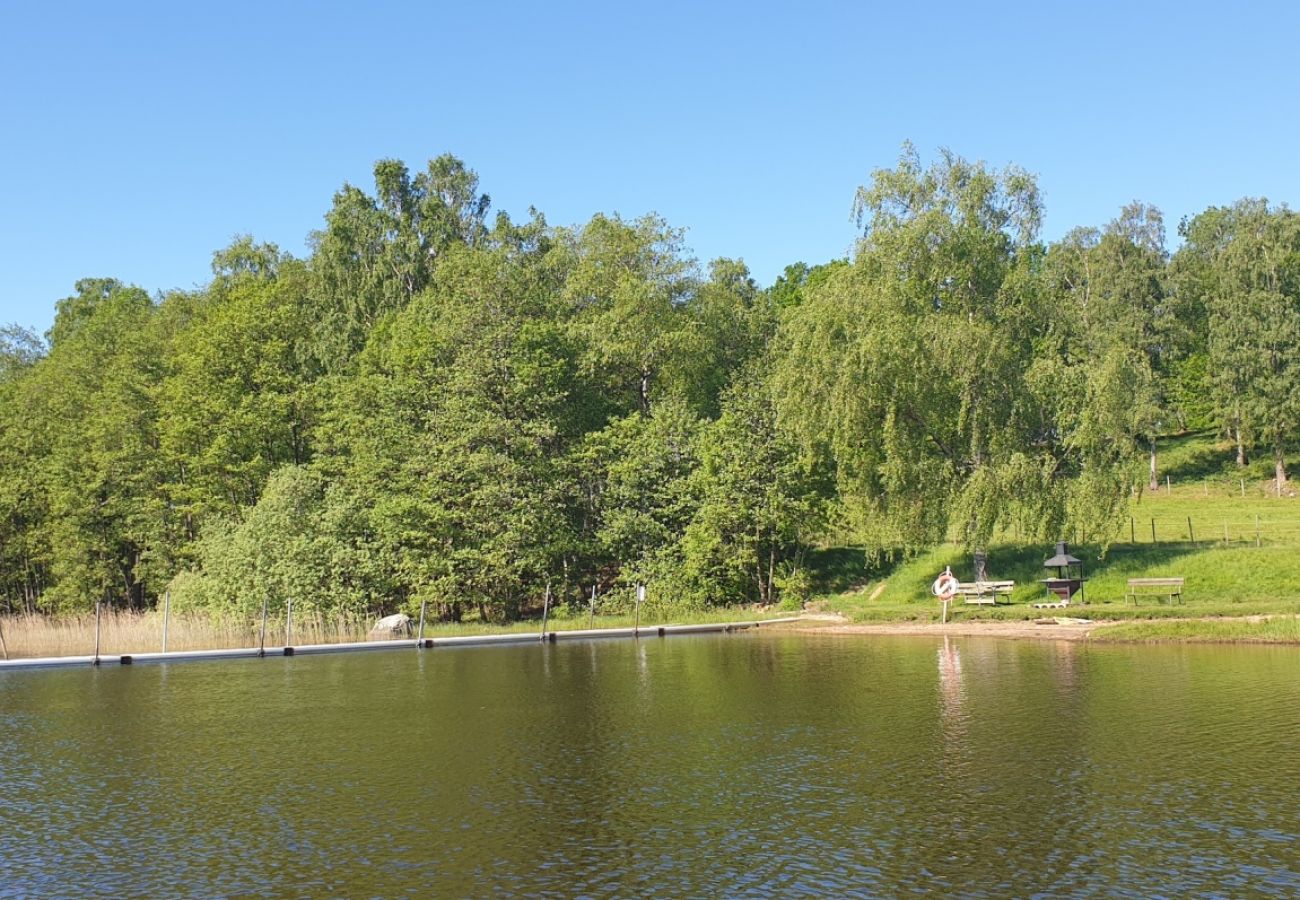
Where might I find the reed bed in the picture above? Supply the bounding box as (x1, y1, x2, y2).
(0, 605, 795, 661)
(0, 609, 371, 660)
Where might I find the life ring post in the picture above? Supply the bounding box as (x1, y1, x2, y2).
(931, 567, 959, 623)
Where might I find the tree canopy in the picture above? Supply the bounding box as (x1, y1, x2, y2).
(1, 147, 1291, 620)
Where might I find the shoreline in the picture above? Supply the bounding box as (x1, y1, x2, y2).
(786, 617, 1111, 642)
(783, 614, 1300, 645)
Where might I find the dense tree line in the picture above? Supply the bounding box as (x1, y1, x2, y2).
(1, 148, 1296, 620)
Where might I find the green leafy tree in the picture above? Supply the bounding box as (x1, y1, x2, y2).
(1179, 200, 1300, 487)
(22, 282, 165, 610)
(317, 241, 580, 621)
(1044, 203, 1170, 491)
(560, 214, 700, 415)
(157, 246, 317, 545)
(681, 369, 826, 606)
(584, 398, 705, 603)
(773, 146, 1063, 553)
(171, 465, 393, 621)
(309, 155, 491, 369)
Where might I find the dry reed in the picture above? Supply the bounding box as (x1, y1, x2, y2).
(0, 609, 371, 660)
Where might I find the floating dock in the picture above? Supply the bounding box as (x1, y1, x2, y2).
(0, 618, 801, 671)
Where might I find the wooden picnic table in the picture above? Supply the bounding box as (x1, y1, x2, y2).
(955, 580, 1015, 605)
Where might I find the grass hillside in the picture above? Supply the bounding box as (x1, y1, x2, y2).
(809, 430, 1300, 623)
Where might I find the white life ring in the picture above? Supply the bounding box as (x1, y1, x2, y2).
(931, 573, 959, 601)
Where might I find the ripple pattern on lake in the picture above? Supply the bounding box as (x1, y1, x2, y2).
(1, 634, 1297, 896)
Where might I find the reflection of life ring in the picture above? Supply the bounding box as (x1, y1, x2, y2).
(932, 573, 959, 601)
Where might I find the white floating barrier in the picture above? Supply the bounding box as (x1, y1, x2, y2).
(0, 617, 802, 671)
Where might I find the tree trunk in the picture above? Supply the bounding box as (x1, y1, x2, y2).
(1275, 440, 1289, 493)
(1236, 425, 1246, 467)
(1148, 438, 1158, 491)
(639, 369, 652, 414)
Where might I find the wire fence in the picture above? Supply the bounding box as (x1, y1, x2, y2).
(821, 516, 1300, 552)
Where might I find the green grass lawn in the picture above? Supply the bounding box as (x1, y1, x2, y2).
(1091, 616, 1300, 643)
(807, 430, 1300, 628)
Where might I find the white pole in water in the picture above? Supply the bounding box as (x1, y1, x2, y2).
(285, 596, 293, 647)
(635, 584, 645, 636)
(161, 589, 171, 653)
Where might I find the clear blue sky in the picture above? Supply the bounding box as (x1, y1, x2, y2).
(3, 0, 1298, 334)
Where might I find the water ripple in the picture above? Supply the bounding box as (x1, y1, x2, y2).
(0, 636, 1297, 896)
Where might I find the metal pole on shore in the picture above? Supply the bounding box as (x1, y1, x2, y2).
(0, 614, 8, 660)
(285, 596, 293, 647)
(258, 597, 268, 658)
(161, 589, 171, 653)
(93, 600, 102, 666)
(634, 584, 644, 637)
(588, 585, 596, 629)
(417, 599, 427, 647)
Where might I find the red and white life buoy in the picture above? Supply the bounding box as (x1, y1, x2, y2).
(931, 573, 959, 601)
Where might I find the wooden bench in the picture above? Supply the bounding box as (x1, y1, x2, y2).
(1125, 577, 1184, 605)
(955, 580, 1015, 605)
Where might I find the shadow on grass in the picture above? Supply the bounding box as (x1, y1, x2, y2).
(1160, 429, 1231, 482)
(1159, 428, 1300, 484)
(806, 546, 906, 595)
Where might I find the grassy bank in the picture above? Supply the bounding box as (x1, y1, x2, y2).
(805, 431, 1300, 641)
(1091, 616, 1300, 644)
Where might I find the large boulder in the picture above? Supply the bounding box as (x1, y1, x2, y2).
(369, 613, 413, 639)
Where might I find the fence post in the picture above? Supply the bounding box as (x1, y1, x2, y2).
(1256, 514, 1261, 548)
(93, 600, 102, 666)
(161, 589, 171, 653)
(285, 596, 293, 647)
(1224, 522, 1229, 546)
(1151, 519, 1157, 544)
(1166, 475, 1171, 493)
(0, 615, 7, 660)
(1240, 479, 1246, 498)
(1130, 517, 1135, 544)
(1187, 516, 1195, 546)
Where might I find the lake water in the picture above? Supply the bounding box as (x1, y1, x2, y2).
(1, 633, 1297, 896)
